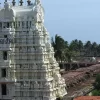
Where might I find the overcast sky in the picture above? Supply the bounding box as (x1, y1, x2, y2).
(1, 0, 100, 43)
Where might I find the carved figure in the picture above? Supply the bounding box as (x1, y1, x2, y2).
(34, 81, 39, 88)
(4, 2, 10, 10)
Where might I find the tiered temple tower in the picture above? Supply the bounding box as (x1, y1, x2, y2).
(0, 0, 67, 100)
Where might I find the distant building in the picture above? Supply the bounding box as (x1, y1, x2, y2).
(0, 0, 67, 100)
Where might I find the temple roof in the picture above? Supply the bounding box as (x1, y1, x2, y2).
(0, 0, 44, 21)
(12, 5, 35, 17)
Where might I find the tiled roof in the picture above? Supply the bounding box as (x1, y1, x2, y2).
(74, 96, 100, 100)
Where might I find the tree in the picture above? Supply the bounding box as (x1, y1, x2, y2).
(51, 34, 100, 63)
(92, 90, 100, 96)
(64, 48, 78, 63)
(84, 41, 92, 56)
(78, 40, 83, 56)
(97, 44, 100, 56)
(78, 40, 83, 50)
(69, 39, 79, 52)
(51, 34, 68, 62)
(52, 36, 80, 63)
(91, 42, 98, 57)
(92, 74, 100, 96)
(94, 74, 100, 90)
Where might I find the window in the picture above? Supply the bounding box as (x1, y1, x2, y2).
(3, 51, 7, 60)
(4, 35, 7, 38)
(26, 21, 28, 28)
(0, 22, 2, 28)
(7, 22, 9, 28)
(1, 68, 6, 77)
(18, 22, 20, 27)
(22, 22, 24, 28)
(30, 21, 31, 27)
(1, 84, 7, 95)
(16, 22, 17, 28)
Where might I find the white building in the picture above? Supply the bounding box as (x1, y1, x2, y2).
(0, 0, 67, 100)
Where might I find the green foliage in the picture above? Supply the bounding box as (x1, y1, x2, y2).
(92, 90, 100, 96)
(51, 34, 69, 62)
(94, 74, 100, 90)
(92, 74, 100, 96)
(51, 34, 100, 62)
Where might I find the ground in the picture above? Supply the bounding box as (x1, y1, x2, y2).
(67, 77, 95, 96)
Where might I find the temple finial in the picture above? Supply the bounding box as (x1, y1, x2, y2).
(12, 0, 16, 6)
(27, 0, 31, 6)
(19, 0, 23, 6)
(5, 0, 7, 3)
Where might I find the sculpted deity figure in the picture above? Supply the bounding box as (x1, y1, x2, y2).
(44, 82, 50, 89)
(4, 2, 10, 10)
(38, 47, 44, 53)
(34, 0, 44, 22)
(34, 81, 39, 88)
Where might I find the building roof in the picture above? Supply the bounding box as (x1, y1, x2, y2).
(74, 96, 100, 100)
(0, 1, 44, 22)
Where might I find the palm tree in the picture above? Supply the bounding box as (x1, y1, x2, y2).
(78, 40, 84, 56)
(69, 39, 79, 51)
(97, 44, 100, 57)
(91, 42, 98, 57)
(64, 48, 79, 70)
(84, 41, 92, 56)
(51, 34, 68, 62)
